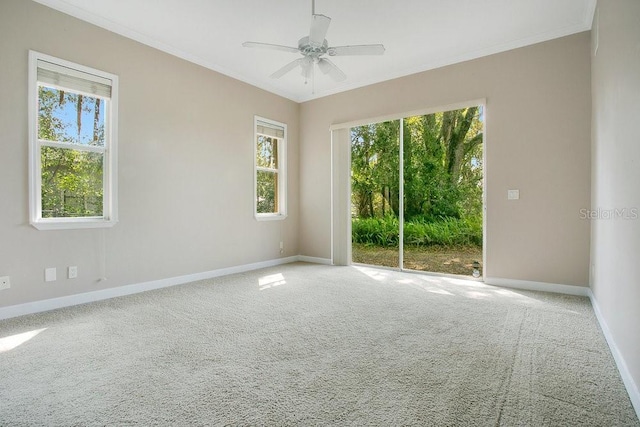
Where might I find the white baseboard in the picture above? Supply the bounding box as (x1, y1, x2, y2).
(479, 276, 638, 418)
(484, 277, 590, 297)
(1, 260, 638, 420)
(589, 292, 640, 420)
(0, 256, 300, 321)
(297, 255, 332, 265)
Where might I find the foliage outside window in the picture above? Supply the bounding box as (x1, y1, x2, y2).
(29, 51, 118, 230)
(255, 117, 286, 220)
(351, 107, 483, 223)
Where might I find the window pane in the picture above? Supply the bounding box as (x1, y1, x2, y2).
(41, 146, 104, 218)
(256, 135, 278, 169)
(38, 86, 106, 146)
(256, 170, 278, 214)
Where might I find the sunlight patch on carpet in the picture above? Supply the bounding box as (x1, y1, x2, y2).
(258, 273, 286, 290)
(0, 328, 47, 353)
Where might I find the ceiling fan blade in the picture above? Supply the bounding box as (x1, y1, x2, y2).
(242, 41, 299, 54)
(327, 44, 386, 56)
(317, 58, 346, 82)
(270, 59, 303, 79)
(309, 14, 331, 46)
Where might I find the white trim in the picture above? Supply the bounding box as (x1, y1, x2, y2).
(330, 99, 488, 131)
(403, 267, 484, 282)
(0, 256, 299, 321)
(298, 255, 332, 265)
(31, 218, 118, 231)
(1, 251, 635, 420)
(590, 293, 640, 419)
(31, 0, 595, 103)
(2, 256, 635, 422)
(584, 0, 598, 32)
(484, 277, 590, 296)
(592, 7, 599, 56)
(481, 103, 487, 281)
(39, 139, 106, 153)
(398, 118, 404, 269)
(473, 275, 640, 416)
(254, 115, 287, 219)
(28, 51, 38, 230)
(300, 19, 594, 103)
(471, 276, 640, 417)
(330, 129, 335, 265)
(338, 100, 487, 274)
(0, 255, 334, 321)
(330, 128, 352, 266)
(255, 213, 287, 222)
(28, 50, 119, 231)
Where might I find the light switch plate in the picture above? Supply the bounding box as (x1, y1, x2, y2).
(45, 267, 57, 282)
(507, 189, 520, 200)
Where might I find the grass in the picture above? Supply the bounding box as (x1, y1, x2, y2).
(352, 243, 482, 277)
(352, 216, 482, 247)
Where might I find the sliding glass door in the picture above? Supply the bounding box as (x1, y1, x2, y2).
(350, 106, 484, 277)
(350, 119, 400, 268)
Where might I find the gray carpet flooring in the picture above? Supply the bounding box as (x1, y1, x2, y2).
(0, 262, 638, 426)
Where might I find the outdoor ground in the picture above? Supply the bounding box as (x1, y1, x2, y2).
(352, 243, 483, 277)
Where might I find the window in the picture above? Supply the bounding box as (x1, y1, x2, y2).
(28, 51, 118, 230)
(254, 117, 286, 220)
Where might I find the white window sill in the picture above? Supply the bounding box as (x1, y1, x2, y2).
(31, 218, 118, 230)
(255, 213, 287, 222)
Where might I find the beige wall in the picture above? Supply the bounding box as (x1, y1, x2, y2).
(0, 1, 594, 308)
(591, 0, 640, 403)
(0, 0, 299, 308)
(299, 32, 592, 287)
(2, 0, 634, 407)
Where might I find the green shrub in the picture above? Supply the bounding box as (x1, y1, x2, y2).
(352, 216, 482, 247)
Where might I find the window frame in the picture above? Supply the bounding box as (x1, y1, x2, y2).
(254, 116, 287, 221)
(28, 51, 118, 230)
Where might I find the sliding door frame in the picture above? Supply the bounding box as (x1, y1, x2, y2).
(330, 98, 487, 279)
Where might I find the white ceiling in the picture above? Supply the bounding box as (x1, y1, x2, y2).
(33, 0, 596, 103)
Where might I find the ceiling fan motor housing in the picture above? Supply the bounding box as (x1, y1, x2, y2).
(298, 36, 328, 58)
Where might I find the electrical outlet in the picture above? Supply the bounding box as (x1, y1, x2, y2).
(45, 268, 56, 282)
(0, 276, 10, 290)
(68, 266, 78, 279)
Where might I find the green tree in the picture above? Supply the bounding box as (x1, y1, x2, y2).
(351, 106, 483, 223)
(351, 121, 400, 218)
(38, 87, 105, 217)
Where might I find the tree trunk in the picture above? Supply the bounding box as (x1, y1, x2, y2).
(76, 95, 83, 142)
(93, 98, 101, 144)
(368, 193, 374, 218)
(445, 107, 478, 185)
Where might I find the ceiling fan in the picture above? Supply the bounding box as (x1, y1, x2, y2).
(242, 0, 385, 85)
